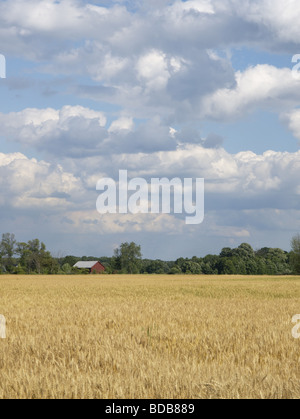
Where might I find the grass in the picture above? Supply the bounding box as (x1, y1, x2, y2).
(1, 274, 300, 399)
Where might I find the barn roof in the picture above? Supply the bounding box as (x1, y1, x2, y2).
(73, 261, 99, 269)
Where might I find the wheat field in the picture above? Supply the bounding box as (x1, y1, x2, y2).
(0, 274, 300, 399)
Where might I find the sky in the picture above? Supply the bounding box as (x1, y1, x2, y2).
(0, 0, 300, 260)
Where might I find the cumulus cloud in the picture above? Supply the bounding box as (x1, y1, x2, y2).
(201, 65, 300, 120)
(1, 0, 299, 65)
(4, 0, 300, 124)
(62, 211, 187, 235)
(1, 0, 300, 256)
(136, 50, 170, 92)
(64, 46, 235, 121)
(0, 144, 298, 255)
(0, 106, 183, 156)
(1, 0, 298, 54)
(0, 152, 84, 211)
(225, 0, 300, 50)
(2, 143, 297, 233)
(108, 116, 134, 133)
(0, 106, 107, 158)
(59, 144, 300, 213)
(281, 109, 300, 143)
(0, 0, 131, 58)
(0, 0, 234, 121)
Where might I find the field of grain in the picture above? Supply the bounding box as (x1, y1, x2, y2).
(0, 274, 300, 399)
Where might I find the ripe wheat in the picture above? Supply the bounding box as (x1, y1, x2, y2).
(0, 275, 300, 399)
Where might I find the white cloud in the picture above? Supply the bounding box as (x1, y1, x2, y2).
(1, 104, 299, 209)
(0, 145, 298, 255)
(0, 0, 123, 39)
(0, 106, 107, 157)
(108, 116, 134, 133)
(62, 211, 186, 235)
(0, 107, 179, 156)
(1, 144, 295, 236)
(201, 65, 300, 120)
(1, 0, 300, 256)
(1, 0, 299, 64)
(281, 109, 300, 142)
(0, 152, 84, 211)
(136, 50, 170, 92)
(59, 106, 106, 125)
(177, 0, 215, 15)
(227, 0, 300, 46)
(64, 144, 300, 209)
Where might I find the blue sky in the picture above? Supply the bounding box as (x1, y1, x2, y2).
(0, 0, 300, 260)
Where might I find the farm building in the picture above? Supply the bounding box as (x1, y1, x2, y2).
(73, 261, 106, 274)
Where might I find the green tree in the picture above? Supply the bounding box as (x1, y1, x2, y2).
(220, 247, 233, 258)
(218, 258, 236, 275)
(255, 256, 267, 275)
(202, 254, 219, 275)
(61, 263, 72, 274)
(169, 265, 182, 275)
(232, 243, 256, 274)
(144, 260, 170, 274)
(0, 233, 16, 273)
(17, 239, 58, 274)
(290, 234, 300, 274)
(60, 256, 80, 269)
(16, 242, 30, 272)
(27, 239, 44, 274)
(175, 258, 202, 274)
(113, 242, 142, 274)
(256, 247, 291, 275)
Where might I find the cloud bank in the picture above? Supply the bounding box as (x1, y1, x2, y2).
(0, 0, 299, 258)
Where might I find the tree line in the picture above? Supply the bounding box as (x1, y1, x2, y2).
(0, 233, 58, 274)
(1, 233, 300, 275)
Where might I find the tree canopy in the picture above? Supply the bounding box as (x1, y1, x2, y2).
(0, 233, 299, 276)
(112, 242, 142, 274)
(290, 234, 300, 274)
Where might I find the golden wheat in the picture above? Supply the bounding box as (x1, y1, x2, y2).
(0, 274, 300, 399)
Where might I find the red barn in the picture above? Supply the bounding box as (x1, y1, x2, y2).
(73, 261, 106, 274)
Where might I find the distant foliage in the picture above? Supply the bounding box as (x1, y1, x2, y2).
(0, 233, 59, 274)
(0, 234, 298, 275)
(290, 234, 300, 274)
(169, 243, 293, 276)
(112, 242, 142, 274)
